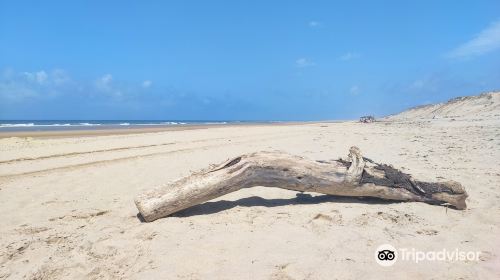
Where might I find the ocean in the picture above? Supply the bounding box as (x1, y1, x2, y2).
(0, 120, 237, 131)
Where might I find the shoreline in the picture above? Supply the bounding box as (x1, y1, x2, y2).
(0, 121, 333, 139)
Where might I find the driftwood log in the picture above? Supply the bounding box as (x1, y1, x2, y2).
(135, 147, 468, 222)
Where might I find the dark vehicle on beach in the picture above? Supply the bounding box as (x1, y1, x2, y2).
(359, 116, 375, 123)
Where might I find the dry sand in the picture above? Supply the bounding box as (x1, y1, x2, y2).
(386, 91, 500, 120)
(1, 96, 500, 279)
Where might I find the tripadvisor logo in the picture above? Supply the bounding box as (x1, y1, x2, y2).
(375, 244, 397, 266)
(375, 244, 482, 266)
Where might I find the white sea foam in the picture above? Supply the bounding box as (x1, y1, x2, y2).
(0, 123, 35, 127)
(79, 122, 101, 126)
(0, 122, 104, 128)
(0, 121, 232, 129)
(203, 122, 227, 125)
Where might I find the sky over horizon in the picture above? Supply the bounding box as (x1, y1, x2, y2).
(1, 0, 500, 120)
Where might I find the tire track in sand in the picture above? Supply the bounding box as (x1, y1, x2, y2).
(0, 131, 306, 179)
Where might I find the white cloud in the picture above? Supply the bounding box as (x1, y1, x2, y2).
(21, 69, 70, 86)
(447, 20, 500, 58)
(95, 74, 113, 90)
(308, 21, 322, 28)
(22, 72, 35, 82)
(0, 81, 39, 102)
(23, 70, 48, 84)
(101, 74, 113, 85)
(52, 69, 70, 86)
(339, 52, 361, 61)
(0, 69, 149, 104)
(0, 69, 60, 102)
(35, 71, 48, 84)
(295, 58, 315, 68)
(350, 85, 360, 95)
(142, 80, 152, 88)
(95, 74, 122, 97)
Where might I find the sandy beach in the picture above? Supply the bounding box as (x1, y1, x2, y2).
(1, 110, 499, 279)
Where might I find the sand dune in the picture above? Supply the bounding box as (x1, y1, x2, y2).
(0, 96, 499, 279)
(386, 91, 500, 120)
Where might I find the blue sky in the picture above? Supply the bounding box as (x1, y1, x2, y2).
(1, 1, 499, 120)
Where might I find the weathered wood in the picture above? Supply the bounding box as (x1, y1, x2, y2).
(135, 147, 468, 222)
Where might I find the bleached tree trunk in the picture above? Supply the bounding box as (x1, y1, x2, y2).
(135, 147, 467, 222)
